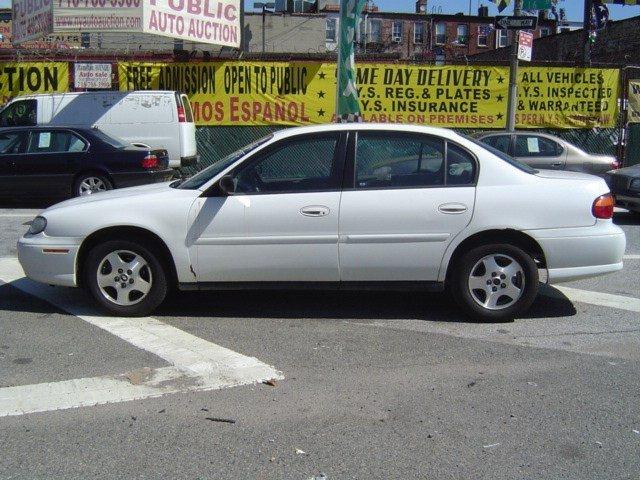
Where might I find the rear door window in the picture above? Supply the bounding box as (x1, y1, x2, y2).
(27, 131, 87, 154)
(180, 94, 194, 122)
(354, 133, 445, 189)
(514, 135, 563, 157)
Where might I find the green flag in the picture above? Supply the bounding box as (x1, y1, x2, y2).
(523, 0, 551, 9)
(336, 0, 367, 122)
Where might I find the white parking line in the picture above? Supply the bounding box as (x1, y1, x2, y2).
(0, 214, 35, 218)
(0, 258, 283, 418)
(543, 285, 640, 313)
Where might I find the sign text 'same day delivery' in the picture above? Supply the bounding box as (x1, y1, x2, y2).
(13, 0, 240, 48)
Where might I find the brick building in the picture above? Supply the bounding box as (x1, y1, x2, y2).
(468, 15, 640, 65)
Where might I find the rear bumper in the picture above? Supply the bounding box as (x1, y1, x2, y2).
(525, 222, 626, 284)
(17, 235, 81, 287)
(111, 169, 174, 189)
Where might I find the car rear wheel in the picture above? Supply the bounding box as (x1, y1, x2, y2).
(84, 240, 167, 317)
(74, 173, 112, 197)
(450, 243, 539, 322)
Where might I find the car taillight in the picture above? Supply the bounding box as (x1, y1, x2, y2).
(592, 193, 614, 219)
(177, 105, 186, 122)
(142, 154, 159, 169)
(611, 160, 621, 170)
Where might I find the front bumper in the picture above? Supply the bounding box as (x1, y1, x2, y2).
(17, 235, 81, 287)
(525, 222, 626, 284)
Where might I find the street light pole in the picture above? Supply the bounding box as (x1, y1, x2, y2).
(506, 0, 523, 132)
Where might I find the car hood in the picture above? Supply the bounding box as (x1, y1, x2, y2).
(534, 169, 601, 181)
(46, 182, 175, 211)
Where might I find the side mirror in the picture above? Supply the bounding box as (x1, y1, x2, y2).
(218, 175, 236, 196)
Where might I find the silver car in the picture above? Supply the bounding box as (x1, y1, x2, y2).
(474, 131, 619, 175)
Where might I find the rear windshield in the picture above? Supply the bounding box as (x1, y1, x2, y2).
(90, 129, 128, 149)
(463, 135, 537, 174)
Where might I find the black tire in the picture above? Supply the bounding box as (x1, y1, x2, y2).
(73, 172, 113, 198)
(450, 243, 539, 322)
(84, 240, 168, 317)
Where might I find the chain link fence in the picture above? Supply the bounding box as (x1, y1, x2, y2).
(181, 123, 623, 177)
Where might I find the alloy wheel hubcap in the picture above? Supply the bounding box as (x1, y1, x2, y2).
(97, 250, 152, 306)
(79, 177, 107, 196)
(468, 254, 525, 310)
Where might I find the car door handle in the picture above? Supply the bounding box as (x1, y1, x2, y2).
(438, 203, 468, 214)
(300, 205, 330, 217)
(550, 162, 563, 168)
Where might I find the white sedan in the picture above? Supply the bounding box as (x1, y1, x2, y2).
(18, 124, 626, 321)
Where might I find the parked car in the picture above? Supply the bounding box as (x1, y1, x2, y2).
(18, 124, 625, 321)
(0, 126, 174, 198)
(605, 164, 640, 214)
(0, 91, 198, 168)
(473, 131, 619, 175)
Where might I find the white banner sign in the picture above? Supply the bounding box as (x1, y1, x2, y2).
(15, 0, 240, 46)
(74, 63, 112, 89)
(142, 0, 240, 47)
(12, 0, 54, 44)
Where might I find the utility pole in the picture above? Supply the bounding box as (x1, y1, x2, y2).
(583, 0, 593, 65)
(506, 0, 523, 132)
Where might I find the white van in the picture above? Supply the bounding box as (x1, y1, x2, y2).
(0, 91, 198, 168)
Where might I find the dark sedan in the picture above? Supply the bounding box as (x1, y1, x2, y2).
(0, 126, 174, 198)
(606, 164, 640, 214)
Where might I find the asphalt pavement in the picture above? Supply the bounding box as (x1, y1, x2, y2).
(0, 205, 639, 480)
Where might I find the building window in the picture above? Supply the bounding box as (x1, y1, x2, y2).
(414, 22, 425, 44)
(496, 29, 509, 48)
(392, 21, 403, 41)
(435, 22, 446, 45)
(370, 20, 382, 42)
(477, 25, 489, 47)
(326, 18, 337, 42)
(456, 24, 468, 45)
(540, 27, 550, 37)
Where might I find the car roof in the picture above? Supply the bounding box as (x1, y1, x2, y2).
(477, 130, 563, 140)
(271, 123, 463, 141)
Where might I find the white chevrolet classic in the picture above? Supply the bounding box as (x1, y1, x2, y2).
(18, 124, 626, 321)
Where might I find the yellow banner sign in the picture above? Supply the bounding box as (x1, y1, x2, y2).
(517, 67, 620, 128)
(118, 62, 620, 129)
(629, 80, 640, 124)
(118, 62, 509, 128)
(0, 62, 70, 105)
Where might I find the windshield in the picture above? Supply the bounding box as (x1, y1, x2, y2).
(90, 129, 128, 149)
(178, 135, 273, 190)
(463, 135, 538, 174)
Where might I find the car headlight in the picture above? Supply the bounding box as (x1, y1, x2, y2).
(28, 216, 47, 235)
(630, 178, 640, 192)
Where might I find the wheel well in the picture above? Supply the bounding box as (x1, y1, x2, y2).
(76, 226, 178, 288)
(446, 229, 547, 283)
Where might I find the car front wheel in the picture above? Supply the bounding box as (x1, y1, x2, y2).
(84, 240, 168, 317)
(451, 243, 539, 322)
